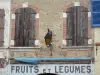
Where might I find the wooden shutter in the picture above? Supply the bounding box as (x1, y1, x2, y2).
(67, 6, 88, 46)
(67, 7, 75, 46)
(0, 9, 5, 47)
(15, 8, 36, 47)
(76, 6, 88, 46)
(81, 7, 88, 46)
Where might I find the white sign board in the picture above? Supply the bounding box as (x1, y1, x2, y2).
(8, 64, 94, 75)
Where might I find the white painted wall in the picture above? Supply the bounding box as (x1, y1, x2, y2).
(94, 28, 100, 75)
(0, 0, 11, 47)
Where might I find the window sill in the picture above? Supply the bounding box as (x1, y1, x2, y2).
(0, 47, 42, 51)
(60, 45, 93, 50)
(9, 46, 42, 51)
(0, 47, 9, 49)
(0, 46, 41, 49)
(8, 46, 41, 49)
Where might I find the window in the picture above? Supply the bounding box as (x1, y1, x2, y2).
(66, 6, 88, 46)
(15, 8, 36, 47)
(0, 9, 5, 47)
(91, 0, 100, 27)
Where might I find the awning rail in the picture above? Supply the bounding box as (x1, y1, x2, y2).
(10, 57, 93, 64)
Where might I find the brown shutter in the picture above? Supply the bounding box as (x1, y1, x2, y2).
(15, 8, 36, 47)
(81, 6, 88, 46)
(76, 6, 88, 46)
(15, 8, 24, 46)
(66, 6, 88, 46)
(0, 9, 5, 47)
(67, 7, 77, 46)
(67, 7, 74, 46)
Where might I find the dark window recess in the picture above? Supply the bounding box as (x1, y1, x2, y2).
(66, 6, 88, 46)
(15, 8, 36, 47)
(0, 9, 5, 47)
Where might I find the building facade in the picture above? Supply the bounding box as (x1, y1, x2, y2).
(0, 0, 99, 75)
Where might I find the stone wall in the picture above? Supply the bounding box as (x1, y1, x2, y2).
(11, 0, 91, 47)
(9, 0, 94, 59)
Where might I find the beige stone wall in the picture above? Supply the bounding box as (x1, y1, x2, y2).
(9, 0, 94, 64)
(11, 0, 91, 47)
(94, 28, 100, 75)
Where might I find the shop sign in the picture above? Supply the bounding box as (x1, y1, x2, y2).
(8, 64, 94, 75)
